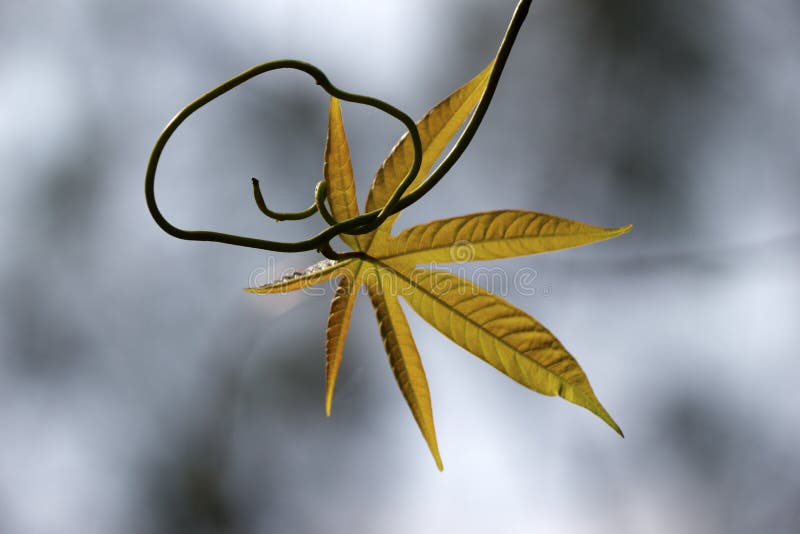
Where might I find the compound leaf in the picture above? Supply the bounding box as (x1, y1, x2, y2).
(248, 56, 629, 470)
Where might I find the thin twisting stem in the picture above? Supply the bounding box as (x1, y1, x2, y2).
(390, 0, 532, 214)
(145, 60, 422, 253)
(145, 0, 532, 254)
(315, 181, 337, 226)
(318, 242, 340, 261)
(252, 178, 318, 221)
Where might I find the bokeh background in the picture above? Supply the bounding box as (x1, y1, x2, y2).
(2, 0, 798, 532)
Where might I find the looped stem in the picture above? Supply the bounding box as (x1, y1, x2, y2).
(145, 59, 422, 253)
(315, 181, 337, 226)
(387, 0, 532, 214)
(145, 0, 533, 255)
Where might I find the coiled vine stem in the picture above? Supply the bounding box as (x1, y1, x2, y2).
(145, 0, 533, 257)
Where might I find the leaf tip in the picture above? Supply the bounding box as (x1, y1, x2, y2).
(433, 452, 444, 472)
(612, 422, 625, 439)
(606, 417, 624, 439)
(604, 223, 633, 239)
(426, 435, 444, 471)
(618, 223, 633, 235)
(593, 223, 632, 245)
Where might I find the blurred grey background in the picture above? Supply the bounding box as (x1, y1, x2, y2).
(1, 0, 798, 532)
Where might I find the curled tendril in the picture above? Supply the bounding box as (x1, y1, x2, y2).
(145, 60, 423, 253)
(251, 178, 318, 222)
(145, 0, 532, 257)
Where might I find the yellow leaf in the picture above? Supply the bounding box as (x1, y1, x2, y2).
(324, 262, 364, 416)
(378, 210, 632, 263)
(366, 265, 444, 470)
(362, 61, 496, 251)
(246, 53, 630, 470)
(245, 259, 354, 294)
(324, 97, 363, 250)
(380, 262, 623, 437)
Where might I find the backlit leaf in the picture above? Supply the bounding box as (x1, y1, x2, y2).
(248, 55, 629, 470)
(325, 263, 364, 416)
(324, 97, 363, 250)
(367, 265, 443, 470)
(362, 61, 495, 251)
(245, 259, 353, 294)
(380, 262, 623, 436)
(378, 210, 632, 264)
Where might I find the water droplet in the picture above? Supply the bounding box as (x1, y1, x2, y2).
(281, 269, 299, 281)
(303, 259, 337, 275)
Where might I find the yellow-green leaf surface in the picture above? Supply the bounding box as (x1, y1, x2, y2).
(324, 97, 363, 250)
(325, 263, 364, 416)
(367, 265, 443, 470)
(377, 210, 632, 264)
(247, 56, 630, 470)
(362, 61, 495, 251)
(245, 259, 354, 294)
(379, 262, 623, 436)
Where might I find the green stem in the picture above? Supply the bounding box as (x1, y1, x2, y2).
(315, 181, 337, 226)
(145, 0, 532, 253)
(390, 0, 532, 213)
(251, 178, 318, 221)
(145, 60, 422, 253)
